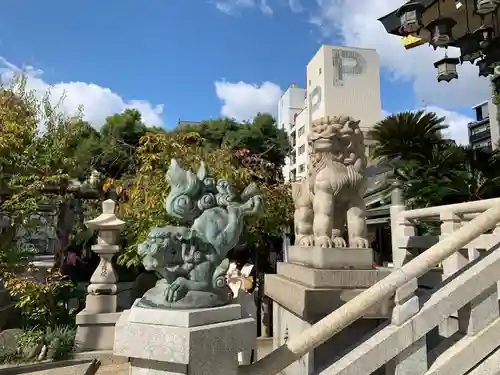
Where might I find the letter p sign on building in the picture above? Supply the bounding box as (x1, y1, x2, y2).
(331, 49, 366, 87)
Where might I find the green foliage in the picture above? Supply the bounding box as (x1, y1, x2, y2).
(371, 110, 500, 209)
(44, 325, 76, 360)
(368, 110, 448, 163)
(0, 326, 77, 364)
(176, 114, 290, 177)
(117, 131, 293, 267)
(94, 109, 166, 178)
(3, 269, 83, 328)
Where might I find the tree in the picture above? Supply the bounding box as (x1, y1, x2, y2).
(117, 131, 293, 268)
(176, 114, 290, 180)
(94, 109, 166, 179)
(368, 110, 449, 163)
(397, 144, 500, 207)
(370, 109, 500, 209)
(0, 76, 106, 271)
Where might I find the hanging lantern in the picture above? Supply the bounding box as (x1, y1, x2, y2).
(475, 0, 500, 15)
(476, 58, 494, 76)
(474, 25, 495, 49)
(426, 17, 457, 49)
(458, 34, 482, 63)
(433, 56, 460, 82)
(396, 2, 425, 35)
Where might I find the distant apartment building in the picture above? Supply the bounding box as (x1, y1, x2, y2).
(278, 45, 383, 182)
(177, 119, 201, 129)
(468, 100, 499, 150)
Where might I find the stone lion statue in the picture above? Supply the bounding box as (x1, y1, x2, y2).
(292, 115, 369, 249)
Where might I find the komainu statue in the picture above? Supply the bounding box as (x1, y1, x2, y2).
(292, 115, 369, 249)
(137, 159, 263, 309)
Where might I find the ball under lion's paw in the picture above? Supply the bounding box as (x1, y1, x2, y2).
(350, 237, 370, 249)
(332, 236, 347, 248)
(315, 236, 333, 248)
(297, 235, 315, 246)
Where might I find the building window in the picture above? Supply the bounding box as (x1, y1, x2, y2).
(319, 68, 322, 75)
(298, 164, 305, 173)
(482, 103, 489, 119)
(290, 132, 296, 147)
(470, 124, 490, 135)
(298, 126, 305, 137)
(308, 79, 311, 86)
(290, 169, 296, 182)
(476, 104, 490, 121)
(290, 153, 296, 165)
(473, 139, 492, 149)
(298, 145, 305, 155)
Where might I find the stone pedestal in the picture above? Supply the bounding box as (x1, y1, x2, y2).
(114, 300, 256, 375)
(265, 246, 393, 375)
(75, 199, 125, 352)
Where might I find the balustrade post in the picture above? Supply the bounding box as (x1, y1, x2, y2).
(387, 262, 427, 373)
(390, 181, 415, 268)
(387, 182, 428, 375)
(439, 212, 466, 337)
(457, 246, 499, 335)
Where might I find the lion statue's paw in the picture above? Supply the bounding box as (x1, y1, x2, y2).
(297, 235, 315, 247)
(350, 237, 370, 249)
(315, 236, 333, 248)
(332, 236, 347, 248)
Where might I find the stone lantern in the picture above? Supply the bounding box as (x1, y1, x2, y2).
(84, 199, 125, 300)
(75, 199, 126, 352)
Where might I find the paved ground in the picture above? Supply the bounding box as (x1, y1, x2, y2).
(95, 362, 129, 375)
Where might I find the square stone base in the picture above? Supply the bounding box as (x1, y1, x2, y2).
(265, 263, 391, 375)
(265, 264, 393, 321)
(287, 246, 375, 269)
(75, 311, 122, 352)
(114, 304, 256, 375)
(272, 302, 385, 375)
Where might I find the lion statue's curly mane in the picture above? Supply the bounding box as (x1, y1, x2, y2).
(292, 115, 369, 249)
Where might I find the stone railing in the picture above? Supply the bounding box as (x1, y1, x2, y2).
(239, 202, 500, 375)
(390, 181, 500, 271)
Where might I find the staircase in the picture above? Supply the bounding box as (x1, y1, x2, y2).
(240, 198, 500, 375)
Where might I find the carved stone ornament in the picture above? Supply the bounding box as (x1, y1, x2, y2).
(292, 115, 369, 249)
(137, 159, 263, 309)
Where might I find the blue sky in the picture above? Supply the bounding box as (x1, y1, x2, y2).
(0, 0, 492, 143)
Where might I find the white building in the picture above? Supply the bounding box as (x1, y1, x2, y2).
(468, 99, 500, 150)
(278, 45, 383, 182)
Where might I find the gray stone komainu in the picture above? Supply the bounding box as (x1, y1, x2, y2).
(264, 115, 390, 375)
(113, 158, 262, 375)
(292, 115, 370, 249)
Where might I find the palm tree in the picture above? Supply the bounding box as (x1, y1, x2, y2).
(396, 144, 500, 207)
(368, 110, 449, 163)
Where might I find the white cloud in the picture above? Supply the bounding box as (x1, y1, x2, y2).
(215, 0, 273, 15)
(287, 0, 303, 13)
(214, 0, 302, 15)
(310, 0, 491, 109)
(426, 106, 472, 145)
(214, 80, 283, 121)
(0, 57, 164, 128)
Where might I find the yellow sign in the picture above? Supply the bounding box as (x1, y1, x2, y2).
(402, 35, 427, 50)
